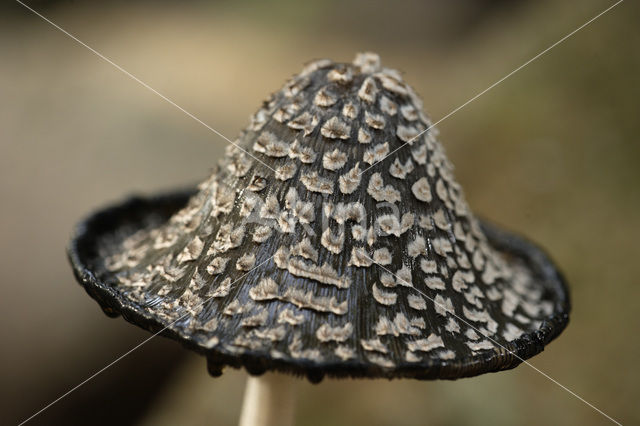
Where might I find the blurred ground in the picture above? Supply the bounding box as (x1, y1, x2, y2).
(1, 0, 638, 425)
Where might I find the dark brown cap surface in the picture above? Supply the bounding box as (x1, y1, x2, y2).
(68, 53, 569, 381)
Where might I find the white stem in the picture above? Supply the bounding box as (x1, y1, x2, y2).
(239, 373, 296, 426)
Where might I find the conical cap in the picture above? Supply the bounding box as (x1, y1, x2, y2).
(69, 53, 569, 381)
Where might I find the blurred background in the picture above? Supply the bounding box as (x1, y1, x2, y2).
(1, 0, 638, 424)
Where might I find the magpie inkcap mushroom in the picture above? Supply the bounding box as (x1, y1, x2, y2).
(69, 52, 570, 424)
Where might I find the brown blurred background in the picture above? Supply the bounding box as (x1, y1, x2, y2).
(1, 0, 638, 425)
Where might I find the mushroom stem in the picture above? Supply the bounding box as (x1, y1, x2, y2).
(239, 373, 296, 426)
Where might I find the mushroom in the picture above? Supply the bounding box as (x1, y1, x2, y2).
(68, 53, 570, 425)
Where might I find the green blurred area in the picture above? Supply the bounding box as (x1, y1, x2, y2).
(1, 0, 638, 425)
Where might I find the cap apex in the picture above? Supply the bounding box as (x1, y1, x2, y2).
(353, 52, 381, 73)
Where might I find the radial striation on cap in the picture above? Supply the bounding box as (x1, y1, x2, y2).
(68, 53, 569, 382)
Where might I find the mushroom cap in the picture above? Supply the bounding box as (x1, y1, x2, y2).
(68, 53, 570, 382)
